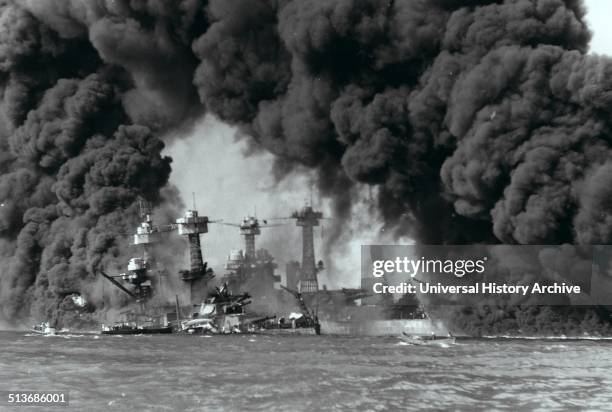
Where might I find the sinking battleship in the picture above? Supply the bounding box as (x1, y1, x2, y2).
(98, 201, 320, 335)
(213, 214, 320, 334)
(277, 204, 448, 336)
(98, 199, 445, 337)
(99, 201, 214, 334)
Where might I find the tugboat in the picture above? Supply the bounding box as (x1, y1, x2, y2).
(30, 321, 57, 336)
(101, 311, 173, 335)
(101, 323, 172, 335)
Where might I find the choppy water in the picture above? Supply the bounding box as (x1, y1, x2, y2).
(1, 331, 612, 411)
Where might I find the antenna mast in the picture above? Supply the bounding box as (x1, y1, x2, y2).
(309, 182, 313, 207)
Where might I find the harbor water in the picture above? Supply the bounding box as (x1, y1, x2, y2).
(1, 331, 611, 411)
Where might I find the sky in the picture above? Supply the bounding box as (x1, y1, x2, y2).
(163, 117, 312, 270)
(163, 1, 612, 287)
(585, 0, 612, 56)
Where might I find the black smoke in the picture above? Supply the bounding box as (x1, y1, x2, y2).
(197, 0, 611, 245)
(189, 0, 612, 335)
(0, 0, 202, 324)
(1, 0, 611, 331)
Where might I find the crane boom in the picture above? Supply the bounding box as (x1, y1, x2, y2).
(99, 270, 138, 299)
(280, 285, 316, 324)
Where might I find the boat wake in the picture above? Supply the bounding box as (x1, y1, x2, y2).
(396, 339, 456, 348)
(398, 332, 457, 347)
(24, 333, 86, 338)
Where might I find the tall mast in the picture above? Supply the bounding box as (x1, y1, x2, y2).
(291, 205, 323, 293)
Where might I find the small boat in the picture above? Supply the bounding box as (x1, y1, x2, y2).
(400, 332, 456, 345)
(101, 323, 173, 335)
(253, 313, 320, 336)
(30, 322, 57, 336)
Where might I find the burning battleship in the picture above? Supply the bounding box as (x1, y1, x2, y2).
(98, 200, 322, 335)
(97, 192, 451, 337)
(219, 216, 283, 312)
(99, 201, 208, 334)
(278, 204, 448, 336)
(102, 199, 450, 336)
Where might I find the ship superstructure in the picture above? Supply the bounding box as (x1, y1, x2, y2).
(100, 201, 174, 302)
(98, 201, 217, 332)
(175, 209, 214, 303)
(290, 205, 324, 293)
(220, 216, 283, 313)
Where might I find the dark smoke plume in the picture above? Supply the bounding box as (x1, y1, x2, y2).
(0, 0, 200, 324)
(191, 0, 612, 247)
(1, 0, 611, 331)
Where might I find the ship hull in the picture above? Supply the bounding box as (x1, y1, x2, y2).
(320, 319, 448, 336)
(180, 324, 319, 336)
(256, 326, 319, 336)
(101, 327, 173, 335)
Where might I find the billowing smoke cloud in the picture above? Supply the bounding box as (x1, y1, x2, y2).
(189, 0, 612, 335)
(0, 0, 197, 324)
(1, 0, 611, 331)
(191, 0, 612, 247)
